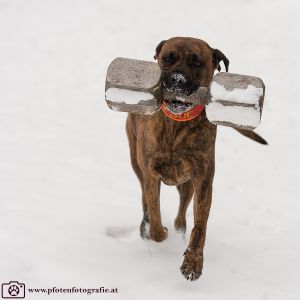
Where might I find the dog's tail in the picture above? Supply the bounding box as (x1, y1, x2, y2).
(234, 128, 268, 145)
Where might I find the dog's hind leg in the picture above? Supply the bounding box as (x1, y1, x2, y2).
(126, 115, 150, 239)
(175, 180, 194, 233)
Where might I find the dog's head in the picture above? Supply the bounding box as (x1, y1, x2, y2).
(154, 37, 229, 96)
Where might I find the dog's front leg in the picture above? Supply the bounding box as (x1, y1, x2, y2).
(143, 173, 167, 242)
(180, 165, 214, 280)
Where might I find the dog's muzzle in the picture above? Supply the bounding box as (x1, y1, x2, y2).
(162, 72, 198, 114)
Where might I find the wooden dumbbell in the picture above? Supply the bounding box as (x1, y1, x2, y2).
(105, 57, 265, 130)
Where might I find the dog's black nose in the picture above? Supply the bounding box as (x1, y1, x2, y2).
(171, 72, 186, 85)
(168, 72, 187, 91)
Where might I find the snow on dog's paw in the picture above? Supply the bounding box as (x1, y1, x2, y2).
(174, 226, 186, 240)
(105, 226, 138, 244)
(140, 220, 150, 240)
(174, 218, 186, 233)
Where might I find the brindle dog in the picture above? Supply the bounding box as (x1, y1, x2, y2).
(126, 37, 267, 281)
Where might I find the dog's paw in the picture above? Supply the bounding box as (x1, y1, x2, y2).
(140, 219, 150, 240)
(140, 221, 168, 242)
(180, 247, 203, 281)
(174, 217, 186, 234)
(150, 226, 168, 242)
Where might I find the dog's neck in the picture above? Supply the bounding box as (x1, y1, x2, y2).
(156, 109, 209, 145)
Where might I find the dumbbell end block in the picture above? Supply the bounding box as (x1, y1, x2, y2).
(206, 72, 265, 130)
(105, 57, 161, 114)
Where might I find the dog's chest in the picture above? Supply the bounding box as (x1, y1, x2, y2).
(138, 115, 216, 185)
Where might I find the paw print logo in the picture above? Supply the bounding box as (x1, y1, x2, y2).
(8, 285, 19, 297)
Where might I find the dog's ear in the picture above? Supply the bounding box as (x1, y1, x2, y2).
(154, 40, 166, 60)
(212, 49, 229, 72)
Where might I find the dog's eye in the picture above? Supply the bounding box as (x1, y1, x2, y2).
(163, 52, 177, 64)
(188, 54, 202, 67)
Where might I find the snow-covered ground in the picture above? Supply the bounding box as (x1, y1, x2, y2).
(0, 0, 299, 299)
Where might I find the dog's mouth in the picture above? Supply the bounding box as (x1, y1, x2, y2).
(164, 99, 194, 114)
(161, 77, 198, 114)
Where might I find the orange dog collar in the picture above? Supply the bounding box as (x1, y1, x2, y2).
(161, 101, 205, 122)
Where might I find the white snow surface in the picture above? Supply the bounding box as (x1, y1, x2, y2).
(210, 81, 263, 106)
(106, 87, 153, 104)
(1, 1, 300, 300)
(206, 102, 260, 128)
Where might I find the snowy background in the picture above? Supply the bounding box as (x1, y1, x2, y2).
(0, 0, 299, 299)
